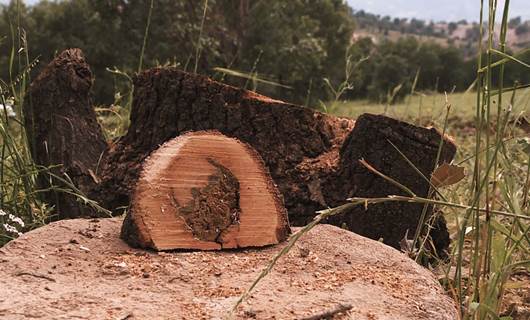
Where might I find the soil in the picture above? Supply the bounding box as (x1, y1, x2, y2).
(499, 270, 530, 320)
(0, 218, 458, 319)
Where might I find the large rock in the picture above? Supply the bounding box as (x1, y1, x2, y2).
(0, 218, 458, 319)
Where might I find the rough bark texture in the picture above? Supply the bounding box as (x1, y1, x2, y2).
(329, 114, 455, 250)
(24, 49, 457, 253)
(23, 49, 107, 219)
(96, 67, 456, 253)
(96, 67, 354, 220)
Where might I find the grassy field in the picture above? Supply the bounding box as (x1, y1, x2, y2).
(1, 1, 530, 319)
(333, 89, 530, 159)
(328, 89, 530, 318)
(332, 90, 530, 124)
(332, 90, 530, 236)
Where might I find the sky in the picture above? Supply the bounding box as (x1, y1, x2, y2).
(346, 0, 530, 22)
(2, 0, 530, 23)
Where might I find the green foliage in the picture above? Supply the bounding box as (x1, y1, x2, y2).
(0, 0, 356, 106)
(3, 0, 519, 108)
(0, 0, 527, 109)
(225, 0, 355, 104)
(346, 36, 473, 103)
(354, 10, 451, 38)
(0, 6, 48, 245)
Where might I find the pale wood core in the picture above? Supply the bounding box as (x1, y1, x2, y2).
(128, 131, 290, 250)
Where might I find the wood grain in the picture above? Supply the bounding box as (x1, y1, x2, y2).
(121, 131, 290, 250)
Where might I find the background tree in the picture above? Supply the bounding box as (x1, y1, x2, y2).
(1, 0, 519, 106)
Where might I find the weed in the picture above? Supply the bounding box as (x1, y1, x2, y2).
(229, 2, 529, 319)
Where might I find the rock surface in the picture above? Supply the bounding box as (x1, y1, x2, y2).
(0, 218, 458, 319)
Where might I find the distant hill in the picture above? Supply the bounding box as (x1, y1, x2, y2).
(352, 10, 530, 58)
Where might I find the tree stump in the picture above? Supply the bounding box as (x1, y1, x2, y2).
(23, 49, 107, 219)
(121, 131, 290, 250)
(328, 114, 456, 251)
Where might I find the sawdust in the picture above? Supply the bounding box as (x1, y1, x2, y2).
(0, 217, 458, 319)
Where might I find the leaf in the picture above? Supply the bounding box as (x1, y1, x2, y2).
(431, 163, 466, 188)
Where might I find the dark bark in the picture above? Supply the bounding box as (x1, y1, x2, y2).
(23, 49, 107, 219)
(326, 114, 456, 251)
(96, 67, 354, 220)
(96, 67, 456, 253)
(25, 49, 457, 253)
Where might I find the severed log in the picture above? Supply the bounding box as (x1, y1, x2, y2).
(25, 49, 457, 254)
(120, 131, 290, 250)
(329, 114, 456, 251)
(23, 49, 107, 219)
(96, 67, 355, 219)
(97, 67, 456, 253)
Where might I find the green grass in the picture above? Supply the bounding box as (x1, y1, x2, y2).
(231, 3, 530, 318)
(0, 13, 50, 245)
(1, 1, 529, 319)
(332, 90, 530, 125)
(333, 89, 530, 170)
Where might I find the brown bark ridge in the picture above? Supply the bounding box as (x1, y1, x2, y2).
(23, 48, 107, 219)
(329, 114, 456, 251)
(121, 131, 290, 250)
(97, 67, 456, 253)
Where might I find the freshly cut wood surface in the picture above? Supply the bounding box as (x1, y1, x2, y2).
(121, 131, 290, 250)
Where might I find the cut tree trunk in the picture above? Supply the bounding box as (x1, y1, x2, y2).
(329, 114, 456, 251)
(23, 49, 107, 219)
(120, 131, 290, 250)
(96, 67, 456, 253)
(25, 49, 457, 254)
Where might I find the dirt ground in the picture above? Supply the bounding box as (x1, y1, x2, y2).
(0, 217, 458, 319)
